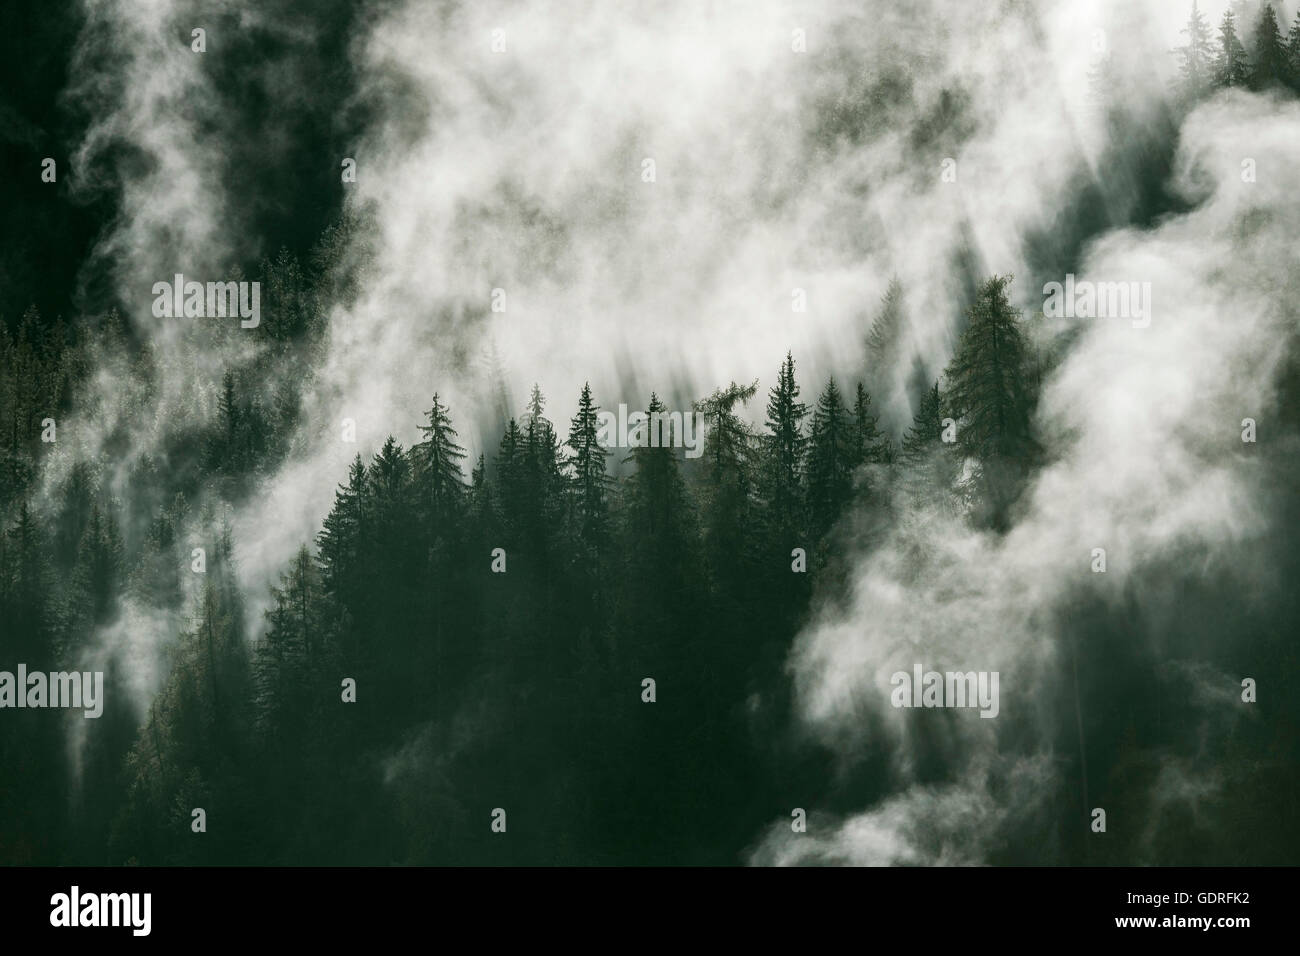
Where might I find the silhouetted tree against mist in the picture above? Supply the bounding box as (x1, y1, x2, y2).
(1215, 8, 1252, 88)
(494, 418, 528, 549)
(760, 352, 808, 543)
(618, 394, 700, 652)
(413, 393, 468, 689)
(317, 455, 368, 595)
(867, 278, 905, 377)
(806, 377, 856, 541)
(694, 380, 760, 608)
(413, 393, 467, 534)
(521, 385, 567, 560)
(755, 354, 812, 638)
(942, 274, 1037, 529)
(1252, 3, 1289, 89)
(1175, 1, 1216, 101)
(942, 276, 1034, 458)
(565, 382, 611, 553)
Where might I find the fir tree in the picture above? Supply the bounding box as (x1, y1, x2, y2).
(618, 393, 700, 664)
(368, 436, 411, 506)
(942, 275, 1037, 528)
(806, 378, 856, 538)
(761, 352, 808, 537)
(1214, 9, 1252, 87)
(316, 454, 369, 619)
(521, 387, 566, 552)
(494, 418, 529, 545)
(363, 436, 424, 653)
(523, 383, 547, 431)
(694, 380, 759, 597)
(412, 393, 467, 530)
(943, 275, 1034, 463)
(565, 382, 611, 548)
(1252, 3, 1288, 88)
(1174, 1, 1215, 100)
(623, 393, 690, 539)
(696, 380, 758, 483)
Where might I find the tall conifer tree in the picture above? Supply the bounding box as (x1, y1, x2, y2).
(1214, 9, 1252, 87)
(1252, 3, 1288, 88)
(761, 352, 808, 537)
(806, 377, 856, 538)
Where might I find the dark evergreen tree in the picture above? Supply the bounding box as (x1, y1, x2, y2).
(412, 392, 467, 532)
(494, 418, 529, 546)
(317, 455, 368, 595)
(760, 352, 808, 539)
(565, 382, 611, 550)
(619, 394, 700, 645)
(317, 453, 370, 664)
(694, 380, 759, 604)
(943, 275, 1034, 462)
(1214, 9, 1251, 87)
(468, 453, 497, 544)
(806, 377, 856, 540)
(522, 386, 566, 555)
(942, 275, 1037, 527)
(1252, 3, 1288, 89)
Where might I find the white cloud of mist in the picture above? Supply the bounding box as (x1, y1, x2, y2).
(751, 752, 1057, 865)
(759, 88, 1300, 864)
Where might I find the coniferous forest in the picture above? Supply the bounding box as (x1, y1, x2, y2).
(3, 0, 1300, 871)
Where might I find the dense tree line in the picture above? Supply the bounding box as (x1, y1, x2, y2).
(1173, 2, 1300, 102)
(5, 252, 1053, 863)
